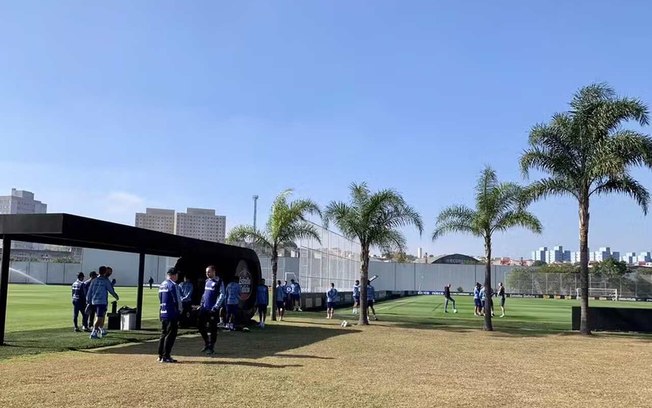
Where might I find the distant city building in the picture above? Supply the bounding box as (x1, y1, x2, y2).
(0, 189, 47, 249)
(590, 247, 620, 262)
(135, 207, 226, 243)
(175, 208, 226, 243)
(621, 252, 638, 264)
(531, 247, 547, 263)
(637, 251, 652, 264)
(135, 208, 175, 234)
(0, 189, 47, 215)
(545, 245, 570, 264)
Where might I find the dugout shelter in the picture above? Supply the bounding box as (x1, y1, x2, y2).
(0, 213, 262, 345)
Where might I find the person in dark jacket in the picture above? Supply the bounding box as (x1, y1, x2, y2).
(158, 268, 180, 363)
(71, 272, 86, 332)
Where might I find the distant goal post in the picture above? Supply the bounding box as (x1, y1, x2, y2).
(576, 288, 618, 301)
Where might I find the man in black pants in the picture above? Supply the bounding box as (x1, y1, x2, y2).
(443, 283, 457, 313)
(158, 268, 180, 363)
(198, 265, 223, 354)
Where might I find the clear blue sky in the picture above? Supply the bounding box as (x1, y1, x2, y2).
(2, 1, 652, 258)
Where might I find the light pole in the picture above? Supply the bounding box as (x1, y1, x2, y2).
(252, 195, 259, 230)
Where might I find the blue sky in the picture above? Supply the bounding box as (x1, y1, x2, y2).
(2, 1, 652, 258)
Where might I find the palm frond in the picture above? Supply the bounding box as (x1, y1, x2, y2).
(591, 173, 650, 214)
(492, 210, 543, 234)
(432, 205, 479, 240)
(226, 226, 274, 252)
(524, 177, 577, 201)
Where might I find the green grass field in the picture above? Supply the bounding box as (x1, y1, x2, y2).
(2, 284, 651, 361)
(1, 285, 651, 407)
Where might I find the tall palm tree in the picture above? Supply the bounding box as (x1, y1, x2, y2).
(324, 183, 423, 325)
(520, 83, 652, 335)
(227, 190, 321, 321)
(432, 166, 542, 331)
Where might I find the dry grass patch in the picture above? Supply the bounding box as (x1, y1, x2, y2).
(0, 318, 650, 408)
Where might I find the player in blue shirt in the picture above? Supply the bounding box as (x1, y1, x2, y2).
(473, 282, 482, 316)
(275, 280, 286, 321)
(178, 275, 194, 325)
(367, 282, 378, 321)
(86, 266, 119, 339)
(284, 280, 292, 311)
(290, 279, 302, 312)
(352, 280, 360, 315)
(158, 268, 180, 363)
(71, 272, 86, 332)
(82, 271, 97, 332)
(255, 278, 269, 328)
(326, 283, 338, 319)
(198, 265, 223, 354)
(225, 280, 242, 331)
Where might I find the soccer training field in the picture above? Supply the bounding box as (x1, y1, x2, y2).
(0, 285, 650, 407)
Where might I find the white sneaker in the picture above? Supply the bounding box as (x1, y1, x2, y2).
(453, 309, 458, 313)
(500, 314, 505, 318)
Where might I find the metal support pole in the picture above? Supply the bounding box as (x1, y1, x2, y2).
(253, 195, 259, 230)
(136, 253, 145, 330)
(0, 238, 12, 345)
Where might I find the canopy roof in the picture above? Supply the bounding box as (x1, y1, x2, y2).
(0, 213, 256, 259)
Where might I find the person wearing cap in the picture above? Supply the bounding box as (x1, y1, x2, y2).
(82, 271, 98, 332)
(158, 267, 180, 363)
(71, 272, 86, 332)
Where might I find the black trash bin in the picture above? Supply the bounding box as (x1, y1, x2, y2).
(107, 301, 120, 330)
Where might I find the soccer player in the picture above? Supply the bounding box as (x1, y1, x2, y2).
(367, 281, 378, 321)
(179, 275, 194, 325)
(443, 283, 457, 313)
(198, 265, 223, 354)
(275, 280, 286, 321)
(86, 266, 119, 339)
(71, 272, 86, 332)
(158, 268, 180, 363)
(255, 278, 269, 327)
(479, 285, 486, 316)
(82, 271, 97, 332)
(497, 282, 506, 317)
(352, 280, 360, 315)
(290, 279, 302, 311)
(225, 279, 242, 331)
(284, 280, 292, 311)
(326, 283, 338, 319)
(148, 276, 154, 289)
(473, 282, 482, 316)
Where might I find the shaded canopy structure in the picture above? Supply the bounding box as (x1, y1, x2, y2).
(0, 213, 261, 345)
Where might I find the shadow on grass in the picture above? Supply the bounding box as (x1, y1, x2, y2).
(95, 324, 359, 360)
(0, 319, 192, 360)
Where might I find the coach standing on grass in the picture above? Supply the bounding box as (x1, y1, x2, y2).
(158, 268, 180, 363)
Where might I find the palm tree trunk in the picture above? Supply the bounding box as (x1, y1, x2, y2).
(484, 236, 493, 331)
(271, 254, 278, 321)
(579, 199, 591, 335)
(359, 245, 370, 325)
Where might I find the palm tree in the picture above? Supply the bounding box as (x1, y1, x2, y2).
(324, 183, 423, 325)
(227, 190, 321, 321)
(520, 83, 652, 335)
(432, 166, 542, 331)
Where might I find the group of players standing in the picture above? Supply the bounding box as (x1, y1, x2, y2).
(157, 265, 254, 363)
(441, 282, 506, 317)
(71, 266, 120, 339)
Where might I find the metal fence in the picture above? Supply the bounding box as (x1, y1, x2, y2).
(256, 222, 361, 293)
(369, 262, 652, 298)
(506, 269, 652, 298)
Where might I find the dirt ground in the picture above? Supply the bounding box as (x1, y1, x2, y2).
(0, 318, 650, 408)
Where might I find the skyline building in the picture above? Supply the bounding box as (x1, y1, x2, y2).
(135, 207, 227, 243)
